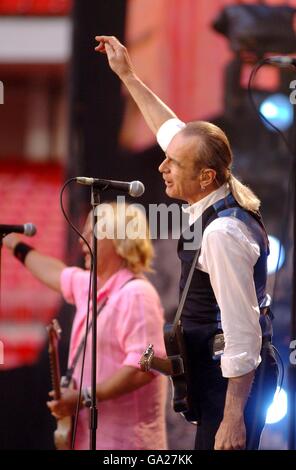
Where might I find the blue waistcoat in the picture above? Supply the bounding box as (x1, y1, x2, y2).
(178, 193, 273, 345)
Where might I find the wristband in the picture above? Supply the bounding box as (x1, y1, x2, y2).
(13, 242, 34, 264)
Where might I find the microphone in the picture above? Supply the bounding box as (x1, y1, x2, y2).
(0, 223, 37, 236)
(76, 177, 145, 197)
(266, 56, 296, 66)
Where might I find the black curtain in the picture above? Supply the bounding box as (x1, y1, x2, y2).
(67, 0, 169, 234)
(67, 0, 127, 252)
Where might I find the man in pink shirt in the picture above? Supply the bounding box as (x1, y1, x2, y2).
(4, 202, 168, 450)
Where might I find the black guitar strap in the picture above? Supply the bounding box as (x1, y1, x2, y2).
(171, 247, 201, 338)
(171, 192, 255, 337)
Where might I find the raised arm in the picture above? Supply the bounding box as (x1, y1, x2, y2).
(3, 233, 65, 293)
(95, 35, 176, 135)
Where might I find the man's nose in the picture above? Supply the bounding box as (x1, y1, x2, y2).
(158, 157, 168, 173)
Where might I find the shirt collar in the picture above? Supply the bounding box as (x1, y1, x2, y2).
(97, 267, 137, 301)
(182, 183, 230, 226)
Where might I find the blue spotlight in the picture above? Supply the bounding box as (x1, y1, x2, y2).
(260, 93, 293, 131)
(267, 235, 285, 274)
(266, 386, 287, 424)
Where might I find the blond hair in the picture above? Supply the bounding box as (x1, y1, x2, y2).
(183, 121, 260, 212)
(102, 201, 154, 274)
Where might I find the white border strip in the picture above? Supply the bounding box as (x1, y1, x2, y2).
(0, 18, 72, 63)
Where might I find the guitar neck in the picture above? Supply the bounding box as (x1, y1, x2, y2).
(150, 356, 174, 376)
(140, 343, 185, 377)
(48, 338, 61, 400)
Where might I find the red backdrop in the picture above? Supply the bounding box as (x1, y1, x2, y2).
(120, 0, 296, 151)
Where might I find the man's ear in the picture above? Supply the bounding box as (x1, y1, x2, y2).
(199, 168, 216, 188)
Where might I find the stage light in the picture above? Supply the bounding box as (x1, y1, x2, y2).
(260, 93, 293, 131)
(212, 4, 296, 55)
(266, 386, 287, 424)
(267, 235, 285, 275)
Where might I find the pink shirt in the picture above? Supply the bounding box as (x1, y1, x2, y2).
(60, 267, 168, 450)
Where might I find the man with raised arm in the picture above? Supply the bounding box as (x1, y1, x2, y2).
(95, 35, 278, 451)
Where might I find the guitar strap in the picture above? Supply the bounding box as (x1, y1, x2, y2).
(171, 247, 201, 338)
(63, 276, 136, 385)
(171, 192, 255, 337)
(63, 298, 108, 385)
(171, 193, 269, 338)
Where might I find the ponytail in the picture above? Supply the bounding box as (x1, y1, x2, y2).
(228, 174, 260, 213)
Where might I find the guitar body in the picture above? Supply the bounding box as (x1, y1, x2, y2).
(54, 415, 73, 450)
(53, 377, 75, 451)
(164, 321, 198, 423)
(47, 320, 74, 450)
(139, 322, 199, 424)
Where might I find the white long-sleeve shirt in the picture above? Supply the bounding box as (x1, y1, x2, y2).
(157, 120, 263, 378)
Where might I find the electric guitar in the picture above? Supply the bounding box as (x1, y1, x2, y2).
(47, 319, 73, 450)
(140, 321, 198, 423)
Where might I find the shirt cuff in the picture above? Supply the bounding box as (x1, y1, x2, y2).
(156, 118, 186, 151)
(122, 351, 142, 369)
(221, 352, 261, 378)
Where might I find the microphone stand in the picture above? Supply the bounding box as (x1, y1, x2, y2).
(89, 184, 100, 450)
